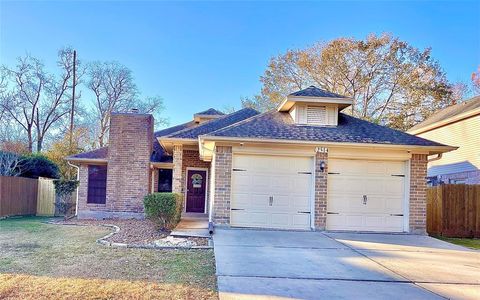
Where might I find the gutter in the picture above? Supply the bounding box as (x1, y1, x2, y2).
(199, 135, 457, 155)
(67, 161, 80, 217)
(428, 153, 443, 162)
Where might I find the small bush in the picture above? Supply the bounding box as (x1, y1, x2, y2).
(53, 179, 79, 218)
(143, 193, 183, 230)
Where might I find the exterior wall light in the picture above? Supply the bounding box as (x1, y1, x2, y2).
(319, 161, 326, 172)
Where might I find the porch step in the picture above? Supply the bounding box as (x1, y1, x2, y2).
(181, 212, 208, 219)
(171, 228, 211, 238)
(171, 217, 211, 238)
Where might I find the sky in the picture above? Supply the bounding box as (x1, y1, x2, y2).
(1, 0, 479, 127)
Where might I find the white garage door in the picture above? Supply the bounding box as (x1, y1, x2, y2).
(327, 159, 406, 232)
(230, 154, 313, 230)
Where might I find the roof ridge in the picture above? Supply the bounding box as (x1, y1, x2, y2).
(339, 113, 447, 145)
(154, 120, 195, 137)
(165, 107, 259, 138)
(202, 109, 273, 136)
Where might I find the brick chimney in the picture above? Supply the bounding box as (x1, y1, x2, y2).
(106, 112, 154, 218)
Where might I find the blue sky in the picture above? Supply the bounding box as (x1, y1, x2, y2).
(1, 1, 479, 127)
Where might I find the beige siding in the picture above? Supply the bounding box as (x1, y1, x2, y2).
(417, 116, 480, 176)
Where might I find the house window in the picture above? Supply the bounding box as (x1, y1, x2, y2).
(87, 165, 107, 204)
(306, 106, 326, 125)
(158, 169, 173, 192)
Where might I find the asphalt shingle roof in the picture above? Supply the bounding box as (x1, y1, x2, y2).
(151, 121, 199, 162)
(68, 147, 108, 160)
(289, 85, 348, 99)
(409, 96, 480, 132)
(195, 108, 225, 116)
(167, 108, 260, 139)
(205, 110, 446, 147)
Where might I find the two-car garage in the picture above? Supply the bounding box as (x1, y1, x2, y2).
(229, 153, 407, 232)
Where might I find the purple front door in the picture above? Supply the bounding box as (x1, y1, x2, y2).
(186, 169, 207, 213)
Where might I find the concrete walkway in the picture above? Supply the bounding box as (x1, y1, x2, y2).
(213, 229, 480, 300)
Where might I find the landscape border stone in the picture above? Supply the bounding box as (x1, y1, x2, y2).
(48, 220, 213, 250)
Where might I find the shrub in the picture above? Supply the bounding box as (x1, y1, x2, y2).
(143, 193, 183, 230)
(53, 179, 79, 218)
(19, 153, 60, 179)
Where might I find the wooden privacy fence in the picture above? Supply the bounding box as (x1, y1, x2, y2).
(427, 184, 480, 238)
(0, 176, 64, 218)
(36, 177, 56, 216)
(0, 176, 38, 217)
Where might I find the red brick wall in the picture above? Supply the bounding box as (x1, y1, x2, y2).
(106, 113, 153, 214)
(315, 150, 328, 230)
(77, 163, 112, 216)
(77, 112, 153, 219)
(181, 150, 211, 194)
(212, 146, 232, 224)
(410, 153, 428, 234)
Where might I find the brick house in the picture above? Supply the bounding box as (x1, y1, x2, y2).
(67, 86, 454, 234)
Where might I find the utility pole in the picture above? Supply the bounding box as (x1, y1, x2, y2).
(69, 50, 76, 149)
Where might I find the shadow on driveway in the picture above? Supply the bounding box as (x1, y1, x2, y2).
(214, 229, 480, 300)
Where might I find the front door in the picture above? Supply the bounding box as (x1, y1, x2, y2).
(186, 169, 207, 213)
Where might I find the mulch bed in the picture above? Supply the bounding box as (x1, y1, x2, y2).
(58, 218, 210, 246)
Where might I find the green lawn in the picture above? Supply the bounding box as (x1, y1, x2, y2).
(0, 217, 217, 300)
(435, 236, 480, 250)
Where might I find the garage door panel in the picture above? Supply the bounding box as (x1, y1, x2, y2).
(327, 159, 406, 232)
(231, 211, 268, 226)
(329, 176, 364, 194)
(293, 195, 310, 210)
(231, 154, 313, 230)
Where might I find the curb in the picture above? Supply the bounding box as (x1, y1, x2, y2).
(50, 221, 213, 250)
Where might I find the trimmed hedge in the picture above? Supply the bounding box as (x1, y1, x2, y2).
(143, 193, 183, 230)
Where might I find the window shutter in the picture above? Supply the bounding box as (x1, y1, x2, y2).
(306, 106, 326, 125)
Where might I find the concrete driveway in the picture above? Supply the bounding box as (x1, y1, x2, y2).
(213, 229, 480, 300)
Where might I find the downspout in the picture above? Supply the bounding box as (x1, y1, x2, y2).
(428, 153, 442, 162)
(67, 161, 80, 217)
(150, 165, 155, 194)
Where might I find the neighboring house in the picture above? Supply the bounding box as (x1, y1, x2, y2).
(408, 96, 480, 185)
(67, 86, 454, 234)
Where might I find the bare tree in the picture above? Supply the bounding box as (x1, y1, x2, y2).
(86, 61, 165, 147)
(0, 151, 25, 176)
(0, 56, 46, 152)
(0, 48, 82, 152)
(34, 48, 83, 152)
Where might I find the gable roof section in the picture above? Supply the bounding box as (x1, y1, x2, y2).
(289, 86, 348, 99)
(408, 96, 480, 134)
(204, 110, 447, 147)
(165, 108, 259, 139)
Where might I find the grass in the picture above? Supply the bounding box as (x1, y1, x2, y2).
(0, 216, 217, 299)
(435, 235, 480, 250)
